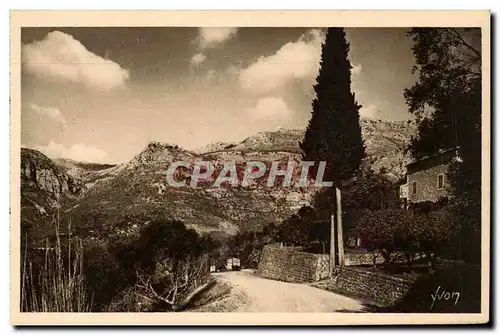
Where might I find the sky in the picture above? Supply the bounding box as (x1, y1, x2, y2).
(20, 27, 417, 164)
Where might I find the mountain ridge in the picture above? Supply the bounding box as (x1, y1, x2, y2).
(21, 118, 416, 240)
(196, 118, 416, 180)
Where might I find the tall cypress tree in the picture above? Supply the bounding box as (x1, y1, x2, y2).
(300, 28, 365, 185)
(300, 28, 365, 269)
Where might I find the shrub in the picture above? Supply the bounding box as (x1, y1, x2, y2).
(21, 218, 92, 312)
(106, 219, 217, 311)
(354, 206, 460, 269)
(313, 169, 398, 222)
(106, 287, 154, 312)
(277, 206, 316, 247)
(354, 208, 401, 264)
(83, 239, 121, 311)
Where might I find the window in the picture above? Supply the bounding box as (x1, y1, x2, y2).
(437, 174, 444, 190)
(412, 181, 417, 195)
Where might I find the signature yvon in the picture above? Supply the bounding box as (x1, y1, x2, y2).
(430, 286, 460, 309)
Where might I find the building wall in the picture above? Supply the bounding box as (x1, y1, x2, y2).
(399, 183, 408, 199)
(407, 162, 451, 203)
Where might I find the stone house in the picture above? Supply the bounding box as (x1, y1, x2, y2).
(399, 148, 461, 207)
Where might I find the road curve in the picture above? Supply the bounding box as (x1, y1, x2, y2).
(193, 269, 366, 312)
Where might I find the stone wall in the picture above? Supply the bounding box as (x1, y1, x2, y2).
(257, 244, 329, 283)
(344, 251, 385, 266)
(312, 267, 415, 306)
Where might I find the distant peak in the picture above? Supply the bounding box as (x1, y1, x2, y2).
(143, 141, 181, 152)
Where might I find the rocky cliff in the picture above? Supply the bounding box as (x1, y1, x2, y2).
(21, 148, 86, 201)
(20, 148, 87, 241)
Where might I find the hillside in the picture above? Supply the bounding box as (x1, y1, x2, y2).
(360, 118, 416, 180)
(20, 148, 87, 242)
(53, 157, 118, 187)
(198, 118, 416, 180)
(21, 118, 415, 240)
(65, 143, 315, 239)
(21, 148, 86, 204)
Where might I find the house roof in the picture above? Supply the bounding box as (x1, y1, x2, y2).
(406, 147, 459, 173)
(394, 176, 407, 186)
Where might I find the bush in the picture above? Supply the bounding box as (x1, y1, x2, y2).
(21, 218, 92, 312)
(106, 219, 218, 311)
(354, 208, 402, 264)
(313, 169, 398, 222)
(83, 239, 121, 311)
(277, 206, 317, 247)
(106, 287, 155, 312)
(354, 206, 459, 268)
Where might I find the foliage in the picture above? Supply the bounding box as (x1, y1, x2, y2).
(223, 222, 278, 269)
(223, 207, 321, 265)
(404, 28, 482, 263)
(311, 169, 398, 250)
(22, 213, 220, 312)
(134, 254, 209, 311)
(107, 219, 219, 311)
(21, 218, 92, 312)
(277, 169, 400, 250)
(313, 169, 398, 222)
(106, 286, 153, 312)
(404, 28, 480, 124)
(354, 209, 401, 263)
(299, 27, 365, 184)
(278, 206, 316, 247)
(82, 239, 121, 311)
(354, 207, 459, 268)
(425, 205, 460, 259)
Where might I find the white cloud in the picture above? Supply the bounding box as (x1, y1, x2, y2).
(359, 104, 380, 119)
(198, 27, 238, 49)
(22, 30, 129, 91)
(29, 103, 68, 127)
(247, 96, 294, 120)
(190, 52, 207, 65)
(35, 140, 109, 163)
(350, 63, 363, 98)
(239, 29, 325, 94)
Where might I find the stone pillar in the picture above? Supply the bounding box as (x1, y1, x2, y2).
(329, 214, 336, 276)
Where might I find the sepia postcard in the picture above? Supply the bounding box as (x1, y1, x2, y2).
(10, 10, 490, 326)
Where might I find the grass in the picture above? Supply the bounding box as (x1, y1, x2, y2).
(20, 214, 92, 312)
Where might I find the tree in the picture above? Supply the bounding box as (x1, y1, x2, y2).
(278, 206, 316, 247)
(299, 28, 365, 269)
(300, 28, 365, 182)
(354, 209, 400, 265)
(404, 28, 481, 263)
(424, 205, 460, 263)
(355, 207, 458, 270)
(313, 168, 398, 221)
(108, 219, 217, 311)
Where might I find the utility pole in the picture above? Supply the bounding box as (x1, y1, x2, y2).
(336, 187, 345, 267)
(329, 214, 336, 276)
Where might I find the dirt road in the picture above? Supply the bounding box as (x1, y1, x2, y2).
(192, 269, 366, 312)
